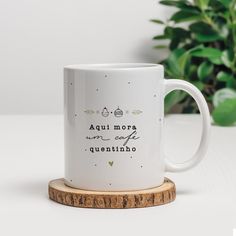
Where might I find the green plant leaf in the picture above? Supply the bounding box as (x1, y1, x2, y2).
(165, 90, 187, 113)
(166, 27, 191, 38)
(153, 35, 169, 40)
(153, 45, 168, 49)
(213, 88, 236, 107)
(166, 48, 186, 77)
(197, 61, 214, 81)
(194, 33, 222, 42)
(190, 47, 221, 57)
(160, 0, 201, 12)
(226, 77, 236, 89)
(217, 0, 231, 8)
(165, 26, 190, 49)
(170, 10, 201, 23)
(160, 0, 186, 7)
(178, 51, 191, 74)
(209, 57, 223, 65)
(160, 0, 190, 7)
(212, 98, 236, 126)
(187, 64, 198, 80)
(169, 40, 180, 50)
(189, 22, 222, 42)
(192, 81, 205, 91)
(190, 47, 223, 64)
(164, 26, 191, 41)
(209, 0, 226, 10)
(221, 49, 233, 68)
(216, 71, 236, 89)
(228, 22, 236, 31)
(189, 21, 220, 34)
(195, 0, 210, 9)
(150, 19, 164, 24)
(216, 71, 234, 82)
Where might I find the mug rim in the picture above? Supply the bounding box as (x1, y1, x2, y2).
(64, 63, 162, 71)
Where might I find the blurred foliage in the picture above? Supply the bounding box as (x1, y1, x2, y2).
(151, 0, 236, 126)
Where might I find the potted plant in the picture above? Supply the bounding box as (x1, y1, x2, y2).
(151, 0, 236, 126)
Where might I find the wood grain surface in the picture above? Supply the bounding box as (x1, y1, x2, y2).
(48, 178, 176, 209)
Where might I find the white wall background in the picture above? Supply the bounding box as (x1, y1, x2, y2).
(0, 0, 170, 114)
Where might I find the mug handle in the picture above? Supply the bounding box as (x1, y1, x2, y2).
(164, 79, 211, 172)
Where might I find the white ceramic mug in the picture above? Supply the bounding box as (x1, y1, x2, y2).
(64, 63, 210, 191)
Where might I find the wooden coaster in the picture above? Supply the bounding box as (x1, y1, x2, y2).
(48, 178, 176, 209)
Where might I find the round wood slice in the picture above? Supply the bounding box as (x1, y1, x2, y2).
(48, 178, 176, 209)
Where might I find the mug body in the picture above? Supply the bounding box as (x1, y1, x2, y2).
(64, 63, 165, 191)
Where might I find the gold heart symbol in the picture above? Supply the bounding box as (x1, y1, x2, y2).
(108, 161, 114, 166)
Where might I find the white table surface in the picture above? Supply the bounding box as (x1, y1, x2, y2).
(0, 114, 235, 236)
